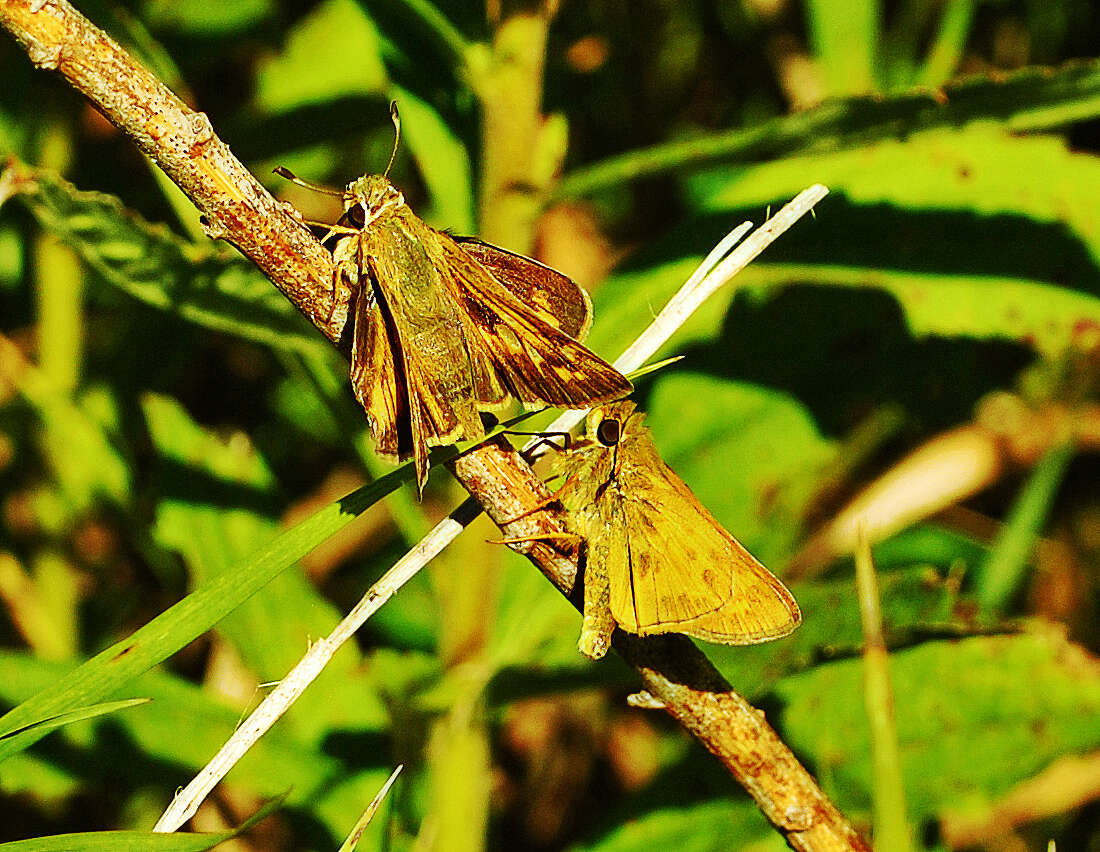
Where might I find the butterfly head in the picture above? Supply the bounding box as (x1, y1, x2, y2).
(343, 174, 406, 229)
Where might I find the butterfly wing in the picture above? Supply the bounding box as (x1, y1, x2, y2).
(453, 238, 593, 341)
(349, 272, 403, 459)
(352, 223, 509, 489)
(605, 410, 801, 643)
(432, 232, 632, 407)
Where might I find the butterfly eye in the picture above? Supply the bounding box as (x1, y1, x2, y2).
(345, 203, 366, 228)
(596, 418, 621, 447)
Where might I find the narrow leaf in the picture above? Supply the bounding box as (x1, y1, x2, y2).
(0, 470, 405, 762)
(8, 163, 323, 354)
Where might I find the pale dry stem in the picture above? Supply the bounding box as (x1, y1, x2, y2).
(153, 506, 477, 831)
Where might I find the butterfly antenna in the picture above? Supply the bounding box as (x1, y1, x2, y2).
(383, 101, 401, 178)
(272, 167, 344, 197)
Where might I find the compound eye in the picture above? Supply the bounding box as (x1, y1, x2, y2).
(345, 203, 366, 228)
(595, 418, 621, 447)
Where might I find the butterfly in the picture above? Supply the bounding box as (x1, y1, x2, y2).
(277, 127, 630, 492)
(555, 400, 801, 659)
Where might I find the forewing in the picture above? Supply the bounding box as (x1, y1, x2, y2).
(349, 249, 443, 489)
(359, 225, 509, 467)
(454, 238, 593, 340)
(349, 279, 405, 460)
(432, 233, 631, 407)
(609, 435, 801, 643)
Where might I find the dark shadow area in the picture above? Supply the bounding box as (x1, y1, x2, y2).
(611, 199, 1068, 437)
(320, 728, 393, 767)
(485, 659, 633, 708)
(636, 197, 1100, 291)
(148, 455, 282, 517)
(560, 723, 768, 852)
(0, 716, 397, 847)
(0, 720, 196, 840)
(678, 284, 1033, 436)
(222, 94, 393, 163)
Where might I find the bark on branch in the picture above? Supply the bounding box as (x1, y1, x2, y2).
(0, 0, 339, 343)
(450, 438, 869, 852)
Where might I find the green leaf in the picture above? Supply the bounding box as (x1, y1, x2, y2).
(255, 0, 387, 114)
(0, 698, 149, 744)
(487, 545, 585, 673)
(867, 523, 988, 571)
(915, 0, 976, 88)
(271, 371, 344, 445)
(0, 223, 23, 290)
(591, 141, 1100, 363)
(0, 794, 283, 850)
(735, 264, 1100, 359)
(0, 468, 406, 762)
(585, 258, 704, 360)
(692, 127, 1100, 270)
(974, 442, 1074, 613)
(0, 651, 390, 835)
(805, 0, 881, 94)
(556, 60, 1100, 198)
(776, 626, 1100, 822)
(10, 164, 324, 355)
(572, 797, 778, 852)
(11, 358, 132, 512)
(0, 739, 83, 800)
(391, 86, 475, 233)
(0, 830, 238, 851)
(142, 0, 274, 36)
(711, 564, 977, 700)
(381, 0, 471, 68)
(143, 394, 382, 738)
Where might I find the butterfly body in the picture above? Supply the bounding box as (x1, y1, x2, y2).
(557, 401, 801, 659)
(327, 174, 631, 491)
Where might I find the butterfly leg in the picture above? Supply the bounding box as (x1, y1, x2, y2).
(489, 470, 583, 526)
(491, 531, 581, 547)
(509, 431, 573, 460)
(327, 232, 368, 343)
(492, 489, 571, 526)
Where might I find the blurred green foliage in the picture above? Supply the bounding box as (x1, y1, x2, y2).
(2, 1, 1100, 851)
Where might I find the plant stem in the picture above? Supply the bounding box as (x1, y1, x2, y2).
(976, 441, 1074, 614)
(33, 116, 82, 393)
(855, 534, 911, 852)
(471, 4, 560, 252)
(0, 0, 337, 343)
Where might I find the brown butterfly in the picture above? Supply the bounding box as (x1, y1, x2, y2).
(555, 400, 801, 659)
(277, 114, 630, 492)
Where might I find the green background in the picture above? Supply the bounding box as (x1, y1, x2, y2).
(1, 0, 1100, 850)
